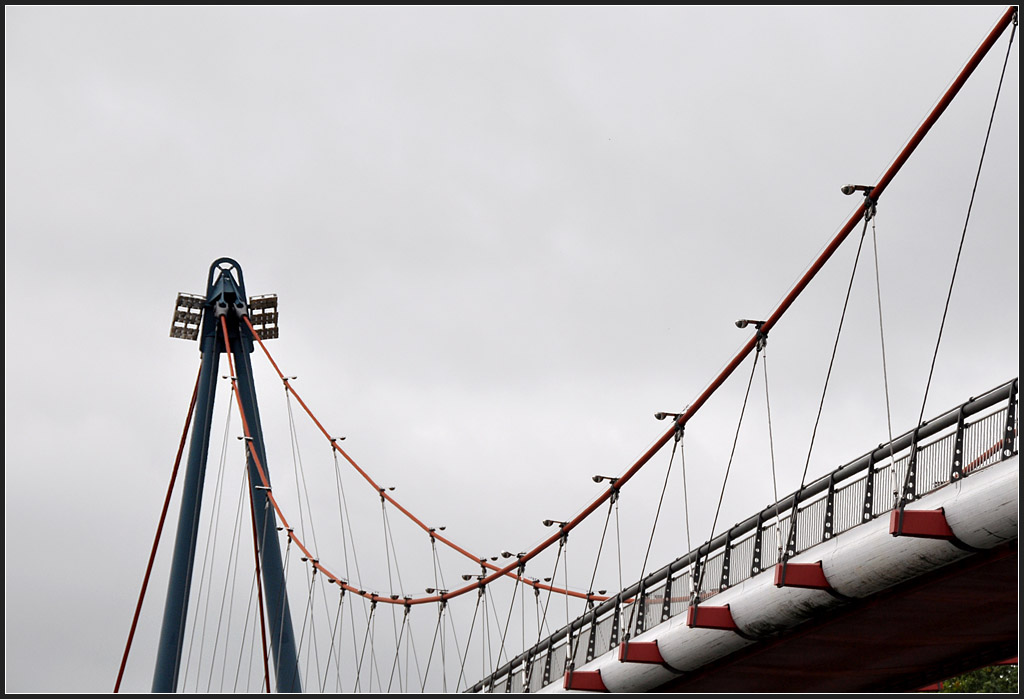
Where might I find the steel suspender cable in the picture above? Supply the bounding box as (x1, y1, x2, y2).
(407, 610, 424, 690)
(455, 589, 483, 691)
(870, 215, 899, 502)
(487, 583, 505, 669)
(379, 498, 398, 638)
(762, 348, 784, 560)
(570, 499, 613, 668)
(679, 431, 692, 555)
(446, 594, 468, 691)
(114, 364, 201, 693)
(798, 217, 869, 491)
(778, 217, 869, 571)
(562, 537, 570, 636)
(386, 606, 410, 691)
(535, 537, 565, 645)
(275, 535, 294, 683)
(354, 599, 376, 691)
(494, 574, 522, 679)
(321, 588, 345, 692)
(244, 479, 272, 694)
(285, 394, 312, 547)
(331, 448, 362, 589)
(614, 495, 624, 593)
(208, 469, 250, 692)
(282, 393, 336, 684)
(901, 12, 1018, 509)
(305, 567, 324, 689)
(421, 603, 445, 691)
(330, 447, 373, 679)
(184, 387, 235, 691)
(695, 349, 761, 599)
(232, 566, 264, 692)
(626, 437, 679, 640)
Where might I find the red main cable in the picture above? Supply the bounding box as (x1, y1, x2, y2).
(242, 315, 605, 604)
(114, 364, 202, 692)
(246, 471, 272, 694)
(224, 6, 1017, 608)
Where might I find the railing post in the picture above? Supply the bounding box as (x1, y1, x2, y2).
(690, 557, 702, 607)
(522, 649, 533, 694)
(861, 460, 876, 522)
(661, 574, 674, 624)
(719, 530, 733, 591)
(785, 498, 800, 558)
(586, 618, 597, 663)
(634, 580, 647, 637)
(823, 473, 837, 541)
(950, 406, 967, 481)
(902, 429, 920, 504)
(1001, 378, 1018, 460)
(610, 595, 621, 649)
(750, 512, 765, 575)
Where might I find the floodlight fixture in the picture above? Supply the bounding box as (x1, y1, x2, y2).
(543, 519, 568, 528)
(592, 475, 619, 484)
(654, 412, 683, 421)
(734, 319, 766, 329)
(169, 293, 205, 340)
(249, 294, 280, 339)
(840, 183, 874, 195)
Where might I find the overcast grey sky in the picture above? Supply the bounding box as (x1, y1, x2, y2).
(5, 6, 1018, 693)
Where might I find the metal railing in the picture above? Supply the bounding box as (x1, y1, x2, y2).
(469, 378, 1018, 693)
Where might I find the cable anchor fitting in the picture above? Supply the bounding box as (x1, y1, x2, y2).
(841, 183, 877, 220)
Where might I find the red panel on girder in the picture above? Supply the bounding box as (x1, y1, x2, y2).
(618, 640, 665, 664)
(774, 561, 832, 589)
(563, 669, 607, 692)
(889, 509, 955, 539)
(686, 605, 738, 630)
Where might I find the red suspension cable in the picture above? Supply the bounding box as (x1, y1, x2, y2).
(114, 364, 202, 692)
(247, 473, 272, 694)
(218, 6, 1017, 608)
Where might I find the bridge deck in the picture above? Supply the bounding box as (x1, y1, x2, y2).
(474, 382, 1018, 694)
(654, 539, 1017, 692)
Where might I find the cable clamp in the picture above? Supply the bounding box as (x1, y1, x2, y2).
(863, 189, 878, 221)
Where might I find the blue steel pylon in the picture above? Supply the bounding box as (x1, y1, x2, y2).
(153, 258, 301, 692)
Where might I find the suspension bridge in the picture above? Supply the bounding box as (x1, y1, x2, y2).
(113, 7, 1019, 693)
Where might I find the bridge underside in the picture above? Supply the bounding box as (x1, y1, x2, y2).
(653, 541, 1018, 693)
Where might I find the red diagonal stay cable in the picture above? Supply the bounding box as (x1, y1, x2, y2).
(114, 364, 202, 692)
